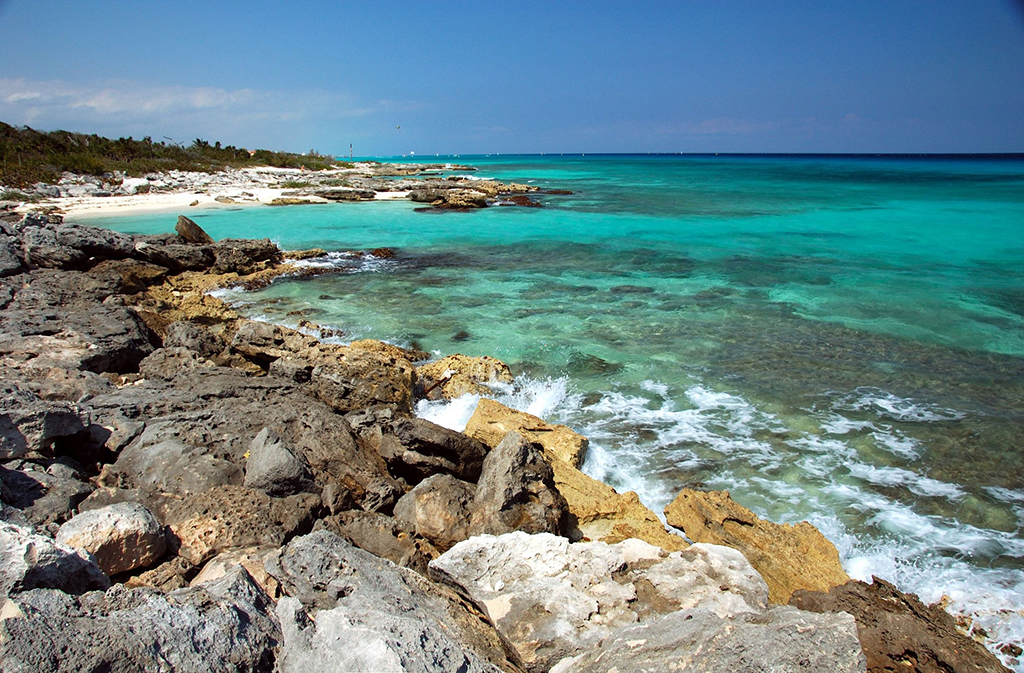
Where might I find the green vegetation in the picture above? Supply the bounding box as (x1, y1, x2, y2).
(0, 121, 351, 188)
(280, 180, 313, 189)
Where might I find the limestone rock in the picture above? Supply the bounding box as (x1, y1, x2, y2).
(137, 346, 211, 379)
(552, 605, 866, 673)
(230, 319, 318, 363)
(665, 488, 849, 603)
(0, 459, 93, 526)
(417, 354, 514, 399)
(315, 510, 439, 574)
(308, 347, 416, 413)
(790, 577, 1011, 673)
(266, 531, 523, 672)
(189, 546, 280, 599)
(55, 502, 166, 576)
(380, 415, 490, 484)
(163, 485, 320, 565)
(163, 320, 227, 358)
(469, 432, 569, 538)
(466, 397, 589, 467)
(0, 382, 88, 459)
(175, 215, 215, 245)
(393, 473, 477, 552)
(464, 399, 684, 551)
(243, 427, 315, 496)
(0, 521, 109, 597)
(430, 532, 768, 672)
(0, 567, 279, 673)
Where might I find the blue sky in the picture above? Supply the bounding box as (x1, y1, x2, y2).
(1, 1, 1022, 155)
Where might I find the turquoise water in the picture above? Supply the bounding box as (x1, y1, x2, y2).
(82, 154, 1024, 666)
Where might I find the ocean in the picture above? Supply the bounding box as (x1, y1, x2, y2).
(82, 154, 1024, 667)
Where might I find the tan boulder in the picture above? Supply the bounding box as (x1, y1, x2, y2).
(664, 489, 849, 604)
(463, 398, 685, 551)
(417, 354, 514, 399)
(465, 397, 588, 467)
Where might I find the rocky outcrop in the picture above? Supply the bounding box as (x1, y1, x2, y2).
(430, 532, 772, 672)
(418, 353, 514, 399)
(466, 397, 589, 467)
(791, 577, 1011, 673)
(0, 458, 93, 527)
(55, 502, 166, 576)
(266, 531, 522, 672)
(0, 567, 280, 673)
(0, 521, 110, 597)
(393, 474, 477, 552)
(380, 415, 490, 484)
(469, 432, 569, 537)
(464, 398, 686, 551)
(314, 510, 439, 574)
(174, 215, 214, 245)
(664, 488, 849, 603)
(243, 427, 316, 497)
(551, 605, 866, 673)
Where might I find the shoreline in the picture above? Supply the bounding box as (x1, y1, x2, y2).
(0, 203, 1013, 669)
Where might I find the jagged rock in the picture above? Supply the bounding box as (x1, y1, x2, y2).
(230, 320, 319, 363)
(551, 605, 866, 673)
(393, 474, 476, 552)
(790, 577, 1011, 673)
(86, 369, 403, 512)
(55, 502, 166, 576)
(0, 459, 93, 526)
(163, 320, 227, 358)
(136, 241, 215, 271)
(174, 215, 214, 245)
(348, 338, 430, 362)
(211, 238, 279, 274)
(466, 397, 588, 467)
(163, 485, 320, 565)
(314, 187, 376, 201)
(464, 399, 685, 551)
(266, 531, 520, 672)
(17, 219, 134, 270)
(0, 382, 88, 459)
(0, 567, 279, 673)
(123, 555, 194, 591)
(243, 427, 315, 496)
(430, 532, 767, 671)
(418, 353, 514, 399)
(314, 510, 439, 574)
(189, 546, 280, 598)
(137, 346, 211, 379)
(108, 420, 245, 496)
(380, 415, 489, 484)
(469, 432, 569, 538)
(307, 347, 416, 413)
(87, 258, 168, 294)
(0, 234, 23, 276)
(0, 521, 109, 597)
(665, 488, 849, 603)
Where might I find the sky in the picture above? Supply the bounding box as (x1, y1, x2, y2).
(1, 1, 1022, 155)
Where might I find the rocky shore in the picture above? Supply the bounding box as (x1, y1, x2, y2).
(0, 209, 1010, 672)
(3, 161, 550, 217)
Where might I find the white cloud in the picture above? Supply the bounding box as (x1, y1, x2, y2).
(0, 78, 399, 150)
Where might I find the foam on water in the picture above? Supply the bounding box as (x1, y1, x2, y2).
(415, 374, 1024, 670)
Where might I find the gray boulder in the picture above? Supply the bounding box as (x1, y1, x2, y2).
(314, 510, 438, 574)
(137, 346, 211, 379)
(550, 605, 866, 673)
(0, 567, 279, 673)
(163, 320, 227, 358)
(136, 241, 215, 271)
(393, 473, 476, 552)
(0, 382, 88, 460)
(0, 459, 93, 526)
(243, 427, 315, 496)
(0, 233, 22, 276)
(55, 502, 166, 576)
(0, 521, 110, 597)
(469, 432, 568, 538)
(266, 530, 519, 673)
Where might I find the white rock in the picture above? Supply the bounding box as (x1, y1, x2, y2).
(56, 502, 165, 576)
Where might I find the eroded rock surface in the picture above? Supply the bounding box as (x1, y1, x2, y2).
(665, 488, 849, 603)
(55, 502, 166, 576)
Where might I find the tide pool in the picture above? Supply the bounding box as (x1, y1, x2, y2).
(81, 154, 1024, 667)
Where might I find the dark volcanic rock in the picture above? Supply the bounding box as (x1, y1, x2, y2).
(468, 431, 569, 538)
(790, 577, 1010, 673)
(0, 567, 279, 673)
(212, 238, 280, 274)
(136, 241, 215, 271)
(243, 427, 316, 497)
(0, 458, 93, 526)
(0, 381, 89, 460)
(163, 320, 227, 358)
